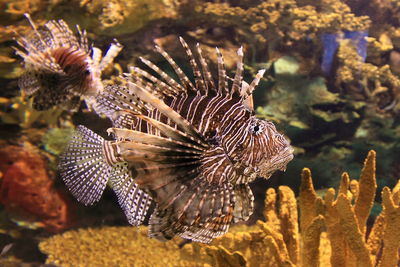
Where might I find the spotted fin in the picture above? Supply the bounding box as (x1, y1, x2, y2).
(60, 126, 152, 225)
(59, 126, 115, 205)
(93, 84, 148, 120)
(109, 162, 153, 226)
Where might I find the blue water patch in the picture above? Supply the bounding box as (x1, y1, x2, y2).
(321, 30, 368, 75)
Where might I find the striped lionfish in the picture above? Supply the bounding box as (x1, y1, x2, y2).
(14, 14, 122, 110)
(58, 36, 294, 242)
(14, 13, 293, 243)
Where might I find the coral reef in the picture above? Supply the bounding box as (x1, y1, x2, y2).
(200, 0, 370, 46)
(335, 39, 400, 112)
(80, 0, 178, 35)
(38, 150, 400, 266)
(181, 150, 399, 267)
(39, 226, 183, 267)
(0, 143, 74, 232)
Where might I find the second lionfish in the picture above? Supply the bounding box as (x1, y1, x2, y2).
(60, 38, 294, 243)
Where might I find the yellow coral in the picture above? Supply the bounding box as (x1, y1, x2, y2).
(336, 39, 400, 112)
(200, 0, 370, 45)
(39, 151, 400, 267)
(80, 0, 178, 35)
(39, 226, 183, 267)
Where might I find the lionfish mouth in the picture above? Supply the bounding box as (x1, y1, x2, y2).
(259, 145, 294, 178)
(277, 146, 294, 171)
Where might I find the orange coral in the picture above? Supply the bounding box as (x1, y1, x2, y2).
(0, 144, 74, 231)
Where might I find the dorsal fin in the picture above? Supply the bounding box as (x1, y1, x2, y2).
(129, 67, 177, 97)
(127, 81, 208, 147)
(179, 37, 206, 94)
(216, 47, 229, 95)
(155, 44, 195, 91)
(231, 46, 244, 95)
(196, 43, 215, 92)
(240, 69, 266, 110)
(99, 40, 123, 71)
(139, 56, 186, 93)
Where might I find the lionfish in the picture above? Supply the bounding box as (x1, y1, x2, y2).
(59, 37, 294, 243)
(14, 14, 122, 110)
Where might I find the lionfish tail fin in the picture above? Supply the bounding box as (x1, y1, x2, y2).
(59, 125, 119, 205)
(109, 162, 153, 226)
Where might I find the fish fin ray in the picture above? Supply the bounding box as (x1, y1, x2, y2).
(232, 184, 254, 223)
(110, 162, 153, 225)
(59, 125, 114, 205)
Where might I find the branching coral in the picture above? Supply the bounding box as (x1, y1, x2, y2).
(336, 39, 400, 112)
(182, 150, 398, 267)
(38, 150, 399, 267)
(199, 0, 370, 47)
(80, 0, 178, 35)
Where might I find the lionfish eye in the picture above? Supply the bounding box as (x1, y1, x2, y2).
(251, 123, 264, 135)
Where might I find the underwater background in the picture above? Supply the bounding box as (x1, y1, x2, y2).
(0, 0, 400, 266)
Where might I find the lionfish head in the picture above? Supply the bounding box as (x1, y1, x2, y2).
(250, 117, 293, 179)
(229, 116, 294, 181)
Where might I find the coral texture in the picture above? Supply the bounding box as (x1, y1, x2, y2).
(39, 226, 183, 267)
(39, 150, 400, 266)
(0, 144, 74, 231)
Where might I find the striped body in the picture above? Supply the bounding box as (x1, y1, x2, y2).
(120, 91, 288, 185)
(60, 37, 293, 243)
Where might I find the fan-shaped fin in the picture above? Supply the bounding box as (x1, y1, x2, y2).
(116, 110, 208, 148)
(109, 162, 153, 225)
(108, 127, 205, 152)
(59, 126, 119, 205)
